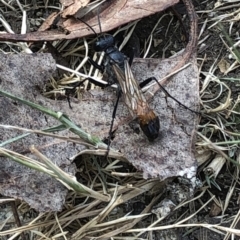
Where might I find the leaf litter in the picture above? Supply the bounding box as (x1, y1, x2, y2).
(0, 0, 201, 238)
(2, 0, 240, 239)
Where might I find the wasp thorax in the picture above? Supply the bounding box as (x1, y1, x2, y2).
(94, 35, 115, 52)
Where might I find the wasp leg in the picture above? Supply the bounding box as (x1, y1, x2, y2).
(65, 81, 86, 109)
(88, 57, 105, 72)
(66, 77, 109, 109)
(139, 77, 155, 89)
(106, 87, 122, 157)
(140, 77, 200, 115)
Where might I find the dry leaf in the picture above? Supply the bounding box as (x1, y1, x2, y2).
(61, 0, 90, 18)
(218, 58, 230, 73)
(60, 0, 75, 7)
(0, 0, 179, 42)
(209, 202, 222, 217)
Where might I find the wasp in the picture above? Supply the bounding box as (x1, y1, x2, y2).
(77, 4, 198, 142)
(91, 34, 160, 141)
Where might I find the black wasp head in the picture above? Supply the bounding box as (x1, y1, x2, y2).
(94, 35, 115, 52)
(139, 115, 160, 142)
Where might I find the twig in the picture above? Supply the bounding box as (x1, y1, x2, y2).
(149, 0, 198, 97)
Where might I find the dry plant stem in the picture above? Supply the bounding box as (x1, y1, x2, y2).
(139, 188, 208, 236)
(0, 124, 97, 148)
(147, 0, 198, 97)
(56, 63, 110, 87)
(30, 146, 110, 201)
(223, 179, 235, 214)
(0, 147, 54, 175)
(0, 125, 124, 160)
(97, 195, 161, 239)
(73, 149, 125, 160)
(127, 196, 216, 234)
(0, 89, 108, 150)
(0, 8, 31, 53)
(222, 153, 240, 220)
(0, 198, 15, 203)
(0, 209, 106, 236)
(197, 132, 238, 166)
(0, 0, 16, 11)
(103, 181, 159, 203)
(54, 213, 67, 240)
(205, 154, 226, 178)
(128, 223, 238, 236)
(143, 13, 168, 58)
(0, 215, 66, 236)
(118, 21, 138, 51)
(120, 181, 159, 202)
(3, 222, 239, 238)
(9, 201, 26, 240)
(72, 186, 120, 238)
(71, 182, 161, 239)
(225, 210, 240, 239)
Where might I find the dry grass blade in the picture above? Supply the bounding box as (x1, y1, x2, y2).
(30, 146, 110, 201)
(0, 89, 109, 150)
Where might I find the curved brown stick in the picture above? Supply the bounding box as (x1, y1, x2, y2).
(146, 0, 197, 99)
(149, 0, 198, 97)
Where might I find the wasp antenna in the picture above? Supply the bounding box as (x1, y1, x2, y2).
(77, 18, 98, 37)
(155, 78, 200, 115)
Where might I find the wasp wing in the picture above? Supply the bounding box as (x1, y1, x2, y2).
(111, 60, 150, 117)
(112, 60, 160, 140)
